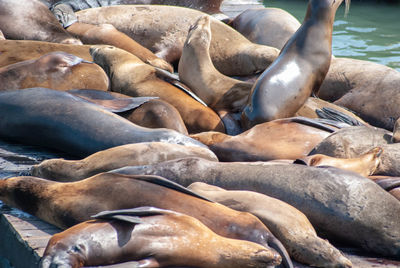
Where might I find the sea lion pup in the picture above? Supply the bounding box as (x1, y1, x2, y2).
(241, 0, 350, 129)
(188, 182, 352, 268)
(0, 40, 93, 67)
(190, 117, 335, 161)
(112, 157, 400, 258)
(229, 8, 301, 50)
(179, 15, 252, 111)
(0, 174, 286, 266)
(310, 126, 400, 176)
(0, 0, 81, 44)
(67, 89, 189, 134)
(0, 52, 109, 91)
(41, 207, 276, 268)
(75, 5, 280, 76)
(0, 88, 206, 158)
(318, 58, 400, 130)
(90, 45, 225, 134)
(31, 142, 217, 181)
(295, 147, 383, 177)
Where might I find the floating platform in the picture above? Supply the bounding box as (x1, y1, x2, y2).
(1, 0, 400, 267)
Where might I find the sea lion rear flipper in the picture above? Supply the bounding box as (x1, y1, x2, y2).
(269, 236, 293, 268)
(67, 89, 158, 113)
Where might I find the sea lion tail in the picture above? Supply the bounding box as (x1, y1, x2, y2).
(269, 236, 293, 268)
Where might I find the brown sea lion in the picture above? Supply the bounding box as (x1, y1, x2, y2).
(296, 147, 382, 177)
(67, 89, 189, 134)
(179, 15, 252, 112)
(0, 174, 288, 266)
(75, 5, 280, 76)
(0, 40, 92, 67)
(0, 0, 81, 44)
(112, 157, 400, 258)
(0, 52, 109, 91)
(318, 57, 400, 130)
(310, 126, 400, 176)
(229, 8, 301, 50)
(41, 207, 277, 268)
(31, 142, 217, 181)
(190, 117, 335, 161)
(65, 21, 173, 72)
(241, 0, 350, 129)
(90, 45, 225, 134)
(188, 182, 352, 268)
(0, 88, 206, 158)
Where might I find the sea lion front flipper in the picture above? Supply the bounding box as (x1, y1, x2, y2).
(316, 107, 364, 126)
(67, 89, 158, 113)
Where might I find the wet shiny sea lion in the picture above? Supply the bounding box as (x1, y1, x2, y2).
(179, 15, 252, 113)
(229, 8, 301, 50)
(113, 157, 400, 258)
(310, 126, 400, 176)
(296, 147, 383, 177)
(190, 117, 335, 161)
(0, 88, 205, 157)
(41, 207, 276, 268)
(75, 5, 280, 76)
(90, 45, 225, 134)
(0, 52, 109, 91)
(188, 182, 352, 268)
(0, 0, 81, 44)
(49, 0, 225, 15)
(67, 89, 189, 134)
(0, 174, 287, 266)
(318, 57, 400, 130)
(64, 21, 173, 72)
(31, 142, 217, 181)
(0, 40, 92, 67)
(241, 0, 350, 129)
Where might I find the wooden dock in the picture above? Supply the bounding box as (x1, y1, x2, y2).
(1, 0, 400, 267)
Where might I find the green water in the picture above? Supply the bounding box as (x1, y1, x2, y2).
(263, 0, 400, 71)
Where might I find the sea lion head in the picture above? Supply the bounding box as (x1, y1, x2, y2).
(185, 15, 212, 49)
(35, 51, 92, 74)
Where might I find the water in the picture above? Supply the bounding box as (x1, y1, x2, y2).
(263, 0, 400, 71)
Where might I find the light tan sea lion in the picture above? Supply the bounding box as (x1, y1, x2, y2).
(188, 182, 352, 268)
(241, 0, 350, 129)
(0, 51, 109, 91)
(0, 174, 288, 266)
(66, 21, 173, 72)
(190, 117, 335, 161)
(90, 45, 225, 134)
(75, 5, 280, 76)
(0, 0, 81, 44)
(296, 147, 383, 177)
(31, 142, 217, 181)
(41, 207, 276, 268)
(229, 8, 301, 50)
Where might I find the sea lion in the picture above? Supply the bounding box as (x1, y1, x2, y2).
(229, 8, 301, 50)
(75, 5, 280, 76)
(0, 40, 92, 67)
(0, 0, 81, 44)
(241, 0, 350, 129)
(318, 57, 400, 130)
(90, 45, 225, 134)
(392, 117, 400, 143)
(41, 207, 277, 268)
(64, 20, 173, 72)
(190, 117, 335, 161)
(0, 174, 288, 266)
(310, 126, 400, 176)
(31, 142, 217, 181)
(0, 88, 206, 158)
(295, 147, 382, 177)
(49, 0, 225, 15)
(188, 182, 352, 268)
(67, 89, 189, 134)
(0, 52, 109, 91)
(112, 157, 400, 258)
